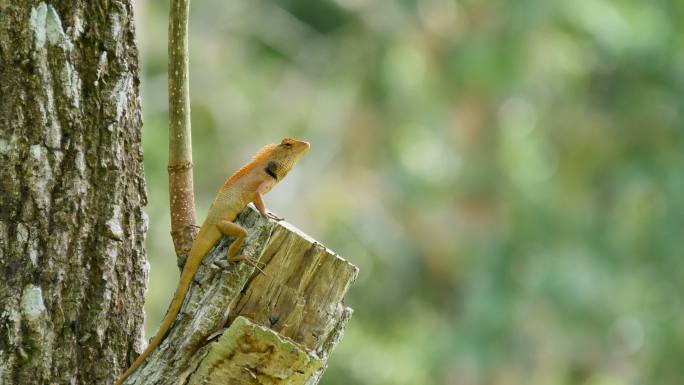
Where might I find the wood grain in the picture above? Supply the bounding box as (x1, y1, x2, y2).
(129, 206, 357, 384)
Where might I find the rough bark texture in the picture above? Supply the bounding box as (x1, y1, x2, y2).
(0, 2, 147, 385)
(127, 207, 358, 385)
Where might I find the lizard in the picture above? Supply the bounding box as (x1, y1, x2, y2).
(115, 138, 310, 385)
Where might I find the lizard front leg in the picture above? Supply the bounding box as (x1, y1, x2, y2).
(253, 191, 284, 221)
(216, 220, 266, 274)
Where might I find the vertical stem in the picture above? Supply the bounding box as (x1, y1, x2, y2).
(168, 0, 197, 263)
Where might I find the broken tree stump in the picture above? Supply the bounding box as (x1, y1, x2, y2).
(124, 206, 358, 385)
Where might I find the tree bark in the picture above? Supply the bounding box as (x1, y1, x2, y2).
(126, 207, 358, 385)
(0, 2, 147, 384)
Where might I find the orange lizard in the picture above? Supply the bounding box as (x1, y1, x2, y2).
(115, 138, 310, 385)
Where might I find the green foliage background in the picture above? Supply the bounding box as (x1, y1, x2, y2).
(134, 1, 684, 384)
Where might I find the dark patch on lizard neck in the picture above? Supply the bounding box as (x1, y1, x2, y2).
(265, 161, 279, 180)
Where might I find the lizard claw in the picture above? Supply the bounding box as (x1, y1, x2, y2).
(229, 255, 267, 276)
(266, 212, 284, 221)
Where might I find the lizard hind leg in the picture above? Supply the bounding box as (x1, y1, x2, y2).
(216, 220, 266, 274)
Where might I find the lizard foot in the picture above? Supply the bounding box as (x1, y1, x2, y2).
(266, 212, 284, 221)
(229, 255, 267, 275)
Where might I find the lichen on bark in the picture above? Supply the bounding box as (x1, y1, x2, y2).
(127, 207, 357, 385)
(0, 2, 147, 384)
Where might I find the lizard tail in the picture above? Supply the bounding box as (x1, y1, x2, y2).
(114, 289, 184, 385)
(115, 228, 216, 385)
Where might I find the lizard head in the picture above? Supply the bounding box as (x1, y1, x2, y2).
(264, 138, 310, 181)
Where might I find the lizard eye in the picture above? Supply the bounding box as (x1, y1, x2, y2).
(281, 138, 295, 147)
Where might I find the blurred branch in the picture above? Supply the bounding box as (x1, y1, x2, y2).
(167, 0, 198, 263)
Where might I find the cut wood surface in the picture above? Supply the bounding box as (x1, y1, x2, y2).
(127, 206, 358, 385)
(186, 316, 323, 385)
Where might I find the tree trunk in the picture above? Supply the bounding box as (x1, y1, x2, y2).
(127, 207, 358, 385)
(0, 2, 147, 384)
